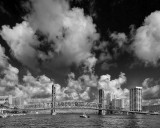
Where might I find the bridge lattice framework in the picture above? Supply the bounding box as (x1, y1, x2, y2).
(16, 101, 99, 110)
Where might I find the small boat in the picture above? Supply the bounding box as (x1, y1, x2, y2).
(51, 112, 57, 116)
(150, 112, 159, 115)
(80, 113, 90, 118)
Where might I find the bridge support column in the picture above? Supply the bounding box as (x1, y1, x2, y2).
(51, 84, 56, 115)
(98, 89, 105, 115)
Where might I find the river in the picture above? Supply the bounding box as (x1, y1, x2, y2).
(0, 114, 160, 128)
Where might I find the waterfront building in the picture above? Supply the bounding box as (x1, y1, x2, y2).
(111, 98, 124, 110)
(142, 104, 160, 112)
(142, 98, 160, 112)
(112, 98, 124, 110)
(130, 87, 142, 111)
(106, 93, 113, 105)
(123, 98, 130, 111)
(142, 99, 160, 106)
(0, 95, 12, 105)
(12, 96, 24, 108)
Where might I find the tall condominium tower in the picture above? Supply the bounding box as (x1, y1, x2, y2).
(130, 87, 142, 111)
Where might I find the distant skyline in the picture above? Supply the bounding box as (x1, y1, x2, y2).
(0, 0, 160, 101)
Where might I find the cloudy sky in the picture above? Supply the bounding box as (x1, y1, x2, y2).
(0, 0, 160, 102)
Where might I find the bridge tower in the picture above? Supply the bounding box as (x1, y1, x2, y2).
(98, 89, 105, 115)
(51, 84, 56, 115)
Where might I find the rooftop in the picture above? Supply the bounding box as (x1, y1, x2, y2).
(130, 86, 142, 89)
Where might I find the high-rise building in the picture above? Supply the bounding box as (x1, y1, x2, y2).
(130, 87, 142, 111)
(106, 93, 112, 106)
(106, 93, 118, 110)
(124, 98, 130, 111)
(12, 96, 24, 108)
(106, 93, 116, 105)
(112, 98, 124, 109)
(111, 98, 124, 110)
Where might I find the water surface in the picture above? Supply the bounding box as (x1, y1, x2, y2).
(0, 114, 160, 128)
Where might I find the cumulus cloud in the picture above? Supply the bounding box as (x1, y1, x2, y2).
(0, 58, 128, 103)
(21, 72, 53, 99)
(0, 45, 20, 95)
(0, 64, 19, 95)
(55, 71, 128, 102)
(93, 41, 109, 52)
(142, 78, 160, 99)
(60, 72, 128, 101)
(0, 0, 129, 103)
(0, 0, 99, 76)
(132, 11, 160, 65)
(98, 72, 128, 99)
(98, 52, 112, 63)
(0, 21, 40, 71)
(0, 44, 8, 68)
(110, 32, 130, 59)
(0, 63, 53, 100)
(110, 32, 127, 48)
(25, 0, 99, 66)
(101, 62, 117, 71)
(83, 56, 97, 72)
(61, 72, 98, 101)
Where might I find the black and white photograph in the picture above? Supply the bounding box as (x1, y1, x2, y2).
(0, 0, 160, 127)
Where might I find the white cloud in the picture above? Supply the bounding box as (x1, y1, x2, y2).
(101, 62, 117, 71)
(0, 0, 99, 74)
(22, 72, 52, 98)
(98, 72, 128, 99)
(110, 32, 127, 48)
(83, 56, 97, 72)
(25, 0, 99, 66)
(0, 21, 40, 71)
(142, 78, 160, 99)
(132, 11, 160, 65)
(0, 44, 8, 68)
(0, 64, 20, 96)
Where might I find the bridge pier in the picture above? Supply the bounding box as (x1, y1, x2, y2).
(98, 109, 105, 115)
(51, 84, 56, 115)
(98, 89, 105, 115)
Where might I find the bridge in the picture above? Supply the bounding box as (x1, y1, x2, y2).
(1, 100, 149, 115)
(0, 85, 151, 115)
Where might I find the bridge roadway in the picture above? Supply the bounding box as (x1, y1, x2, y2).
(99, 108, 150, 114)
(14, 107, 99, 111)
(6, 107, 151, 115)
(10, 107, 143, 114)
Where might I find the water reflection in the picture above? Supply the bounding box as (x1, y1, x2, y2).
(125, 115, 141, 128)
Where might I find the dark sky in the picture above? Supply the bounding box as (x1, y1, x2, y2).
(0, 0, 160, 100)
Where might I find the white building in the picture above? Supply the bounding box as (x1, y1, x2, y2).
(0, 95, 12, 105)
(12, 96, 24, 108)
(130, 87, 142, 111)
(112, 98, 124, 109)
